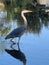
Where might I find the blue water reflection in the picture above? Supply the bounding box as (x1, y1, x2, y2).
(0, 12, 49, 65)
(21, 28, 49, 65)
(0, 26, 49, 65)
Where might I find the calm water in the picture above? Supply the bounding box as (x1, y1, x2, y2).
(0, 10, 49, 65)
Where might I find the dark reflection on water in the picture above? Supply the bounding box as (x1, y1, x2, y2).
(5, 49, 26, 65)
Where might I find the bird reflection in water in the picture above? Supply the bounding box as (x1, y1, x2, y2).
(5, 48, 26, 65)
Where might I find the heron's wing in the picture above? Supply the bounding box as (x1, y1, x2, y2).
(5, 25, 26, 39)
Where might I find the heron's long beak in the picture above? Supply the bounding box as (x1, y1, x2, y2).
(27, 10, 32, 12)
(23, 10, 32, 13)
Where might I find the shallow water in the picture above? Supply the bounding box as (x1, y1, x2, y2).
(0, 10, 49, 65)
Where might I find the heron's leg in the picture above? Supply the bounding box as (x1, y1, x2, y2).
(10, 42, 16, 49)
(10, 38, 13, 42)
(10, 38, 16, 49)
(17, 37, 20, 50)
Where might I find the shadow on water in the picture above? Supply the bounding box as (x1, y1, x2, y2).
(5, 49, 26, 65)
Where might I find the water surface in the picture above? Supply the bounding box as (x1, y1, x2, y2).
(0, 10, 49, 65)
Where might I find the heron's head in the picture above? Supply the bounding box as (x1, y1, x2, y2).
(22, 10, 32, 14)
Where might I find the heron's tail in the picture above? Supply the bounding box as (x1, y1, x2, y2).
(5, 36, 8, 39)
(5, 35, 10, 39)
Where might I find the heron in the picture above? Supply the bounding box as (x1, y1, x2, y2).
(5, 10, 32, 49)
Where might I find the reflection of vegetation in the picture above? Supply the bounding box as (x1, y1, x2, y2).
(27, 16, 42, 34)
(2, 0, 37, 19)
(16, 12, 49, 34)
(0, 27, 10, 35)
(0, 0, 49, 35)
(16, 14, 41, 34)
(0, 13, 49, 35)
(0, 21, 11, 35)
(41, 16, 49, 28)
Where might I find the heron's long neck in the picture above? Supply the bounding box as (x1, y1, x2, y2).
(21, 12, 27, 26)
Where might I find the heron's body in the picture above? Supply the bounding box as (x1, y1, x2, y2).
(5, 25, 26, 39)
